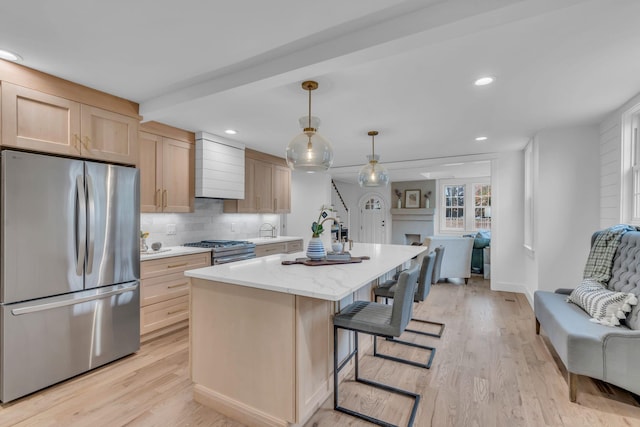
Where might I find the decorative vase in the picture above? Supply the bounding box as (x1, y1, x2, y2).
(140, 238, 148, 252)
(426, 198, 430, 208)
(306, 236, 326, 260)
(397, 199, 402, 209)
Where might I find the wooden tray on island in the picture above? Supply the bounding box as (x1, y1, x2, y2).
(282, 256, 370, 266)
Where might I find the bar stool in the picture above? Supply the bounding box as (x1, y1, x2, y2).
(333, 266, 421, 427)
(372, 252, 440, 369)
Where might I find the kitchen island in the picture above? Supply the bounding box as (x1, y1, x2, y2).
(185, 243, 426, 427)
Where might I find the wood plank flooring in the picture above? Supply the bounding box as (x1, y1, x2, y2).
(1, 276, 640, 426)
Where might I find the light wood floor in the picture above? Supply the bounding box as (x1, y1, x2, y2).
(2, 277, 640, 426)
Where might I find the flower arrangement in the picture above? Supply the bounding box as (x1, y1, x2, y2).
(394, 189, 402, 201)
(424, 191, 432, 201)
(140, 230, 149, 239)
(311, 205, 337, 238)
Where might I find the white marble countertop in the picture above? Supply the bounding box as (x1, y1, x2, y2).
(185, 243, 426, 301)
(140, 246, 212, 261)
(247, 236, 303, 245)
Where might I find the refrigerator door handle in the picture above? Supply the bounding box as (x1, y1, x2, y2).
(10, 283, 138, 315)
(75, 175, 86, 276)
(86, 174, 96, 274)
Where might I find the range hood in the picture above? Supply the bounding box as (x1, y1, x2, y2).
(195, 131, 245, 199)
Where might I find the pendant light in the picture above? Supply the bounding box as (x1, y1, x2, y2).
(286, 81, 334, 172)
(358, 131, 390, 187)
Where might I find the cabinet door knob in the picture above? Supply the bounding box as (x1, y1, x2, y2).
(163, 190, 168, 208)
(155, 189, 161, 208)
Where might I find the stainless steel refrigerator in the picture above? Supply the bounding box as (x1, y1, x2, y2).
(0, 150, 140, 402)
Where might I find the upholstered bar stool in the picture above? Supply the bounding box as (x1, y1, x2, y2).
(373, 252, 441, 369)
(333, 266, 421, 427)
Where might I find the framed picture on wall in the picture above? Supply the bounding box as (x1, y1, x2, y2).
(405, 189, 421, 208)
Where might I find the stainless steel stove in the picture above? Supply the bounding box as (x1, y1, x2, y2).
(184, 240, 256, 264)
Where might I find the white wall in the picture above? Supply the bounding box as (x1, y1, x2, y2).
(491, 150, 529, 298)
(534, 125, 600, 293)
(140, 198, 280, 246)
(492, 125, 600, 304)
(288, 171, 333, 248)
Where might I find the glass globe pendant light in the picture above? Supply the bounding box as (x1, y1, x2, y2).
(358, 130, 390, 187)
(286, 81, 334, 172)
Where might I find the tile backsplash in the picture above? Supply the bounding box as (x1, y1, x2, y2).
(140, 198, 281, 247)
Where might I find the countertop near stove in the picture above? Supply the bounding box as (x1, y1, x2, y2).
(185, 242, 426, 301)
(247, 236, 303, 245)
(140, 246, 212, 261)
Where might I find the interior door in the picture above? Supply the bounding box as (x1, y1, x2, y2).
(359, 195, 387, 244)
(84, 161, 140, 289)
(1, 151, 84, 303)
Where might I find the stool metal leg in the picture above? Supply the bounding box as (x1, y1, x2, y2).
(334, 326, 421, 427)
(376, 335, 436, 369)
(405, 319, 445, 338)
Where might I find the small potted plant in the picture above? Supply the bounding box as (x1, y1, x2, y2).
(140, 230, 149, 252)
(394, 189, 402, 208)
(424, 191, 432, 208)
(307, 205, 337, 259)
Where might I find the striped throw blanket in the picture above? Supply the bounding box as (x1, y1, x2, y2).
(568, 225, 640, 326)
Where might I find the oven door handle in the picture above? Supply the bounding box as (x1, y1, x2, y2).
(213, 253, 256, 264)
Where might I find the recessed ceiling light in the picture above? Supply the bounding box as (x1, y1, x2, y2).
(475, 136, 488, 141)
(474, 76, 494, 86)
(224, 129, 238, 135)
(0, 49, 22, 62)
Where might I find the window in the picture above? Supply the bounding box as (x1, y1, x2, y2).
(621, 104, 640, 225)
(364, 197, 382, 210)
(474, 183, 491, 230)
(443, 184, 465, 230)
(439, 178, 491, 234)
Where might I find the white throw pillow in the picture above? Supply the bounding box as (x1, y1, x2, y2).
(567, 279, 639, 327)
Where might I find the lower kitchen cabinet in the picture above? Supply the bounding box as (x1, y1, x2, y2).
(140, 252, 210, 338)
(255, 239, 303, 257)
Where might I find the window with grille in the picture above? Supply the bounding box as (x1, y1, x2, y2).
(632, 116, 640, 222)
(439, 179, 491, 233)
(474, 184, 491, 230)
(443, 184, 465, 230)
(622, 104, 640, 225)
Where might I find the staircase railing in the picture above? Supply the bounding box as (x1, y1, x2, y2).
(331, 180, 350, 241)
(331, 180, 348, 213)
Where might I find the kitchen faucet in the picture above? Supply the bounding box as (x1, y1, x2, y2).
(259, 223, 277, 238)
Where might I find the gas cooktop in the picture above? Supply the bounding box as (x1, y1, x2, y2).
(184, 240, 253, 248)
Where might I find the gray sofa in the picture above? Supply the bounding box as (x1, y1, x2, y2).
(534, 230, 640, 401)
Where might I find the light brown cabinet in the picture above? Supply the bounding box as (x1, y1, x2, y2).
(254, 239, 303, 257)
(224, 149, 291, 214)
(273, 164, 291, 213)
(140, 251, 211, 338)
(139, 122, 195, 213)
(1, 82, 138, 165)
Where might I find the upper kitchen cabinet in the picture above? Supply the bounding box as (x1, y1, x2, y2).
(273, 164, 291, 213)
(80, 105, 138, 164)
(223, 149, 291, 214)
(0, 61, 140, 165)
(0, 83, 81, 157)
(139, 122, 195, 213)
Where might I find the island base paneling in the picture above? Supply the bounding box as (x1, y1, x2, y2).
(190, 279, 333, 427)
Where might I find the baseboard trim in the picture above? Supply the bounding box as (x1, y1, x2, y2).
(491, 281, 534, 308)
(193, 384, 289, 427)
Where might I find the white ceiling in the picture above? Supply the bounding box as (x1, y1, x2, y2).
(1, 0, 639, 183)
